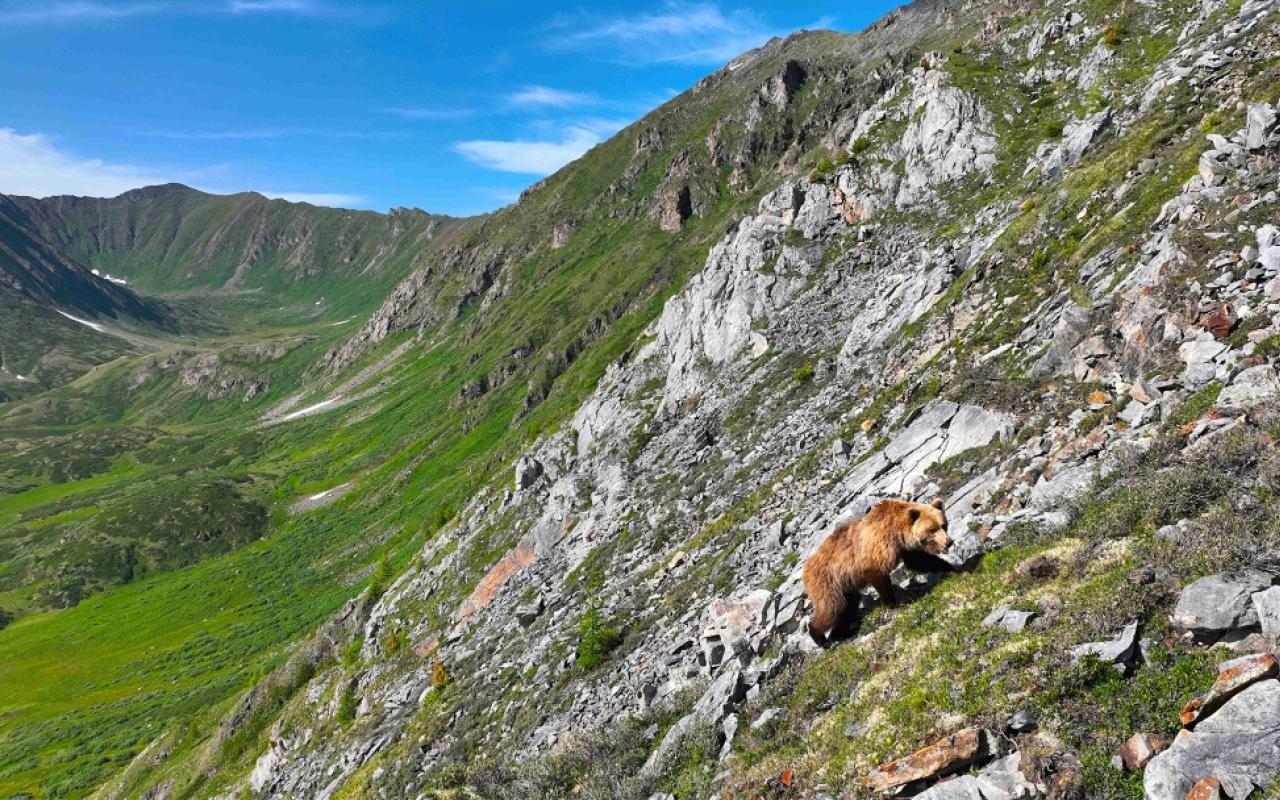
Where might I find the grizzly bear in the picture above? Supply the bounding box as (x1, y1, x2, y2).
(802, 498, 953, 646)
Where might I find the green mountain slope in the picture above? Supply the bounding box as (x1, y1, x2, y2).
(0, 204, 177, 399)
(0, 185, 461, 316)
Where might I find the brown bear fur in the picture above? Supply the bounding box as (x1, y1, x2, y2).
(802, 498, 951, 646)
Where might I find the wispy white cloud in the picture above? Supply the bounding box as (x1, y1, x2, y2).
(453, 118, 628, 176)
(138, 126, 404, 140)
(227, 0, 314, 12)
(222, 0, 388, 21)
(0, 127, 362, 208)
(507, 85, 596, 108)
(380, 106, 476, 121)
(0, 128, 167, 198)
(545, 2, 811, 66)
(0, 1, 162, 24)
(454, 127, 602, 176)
(0, 0, 384, 23)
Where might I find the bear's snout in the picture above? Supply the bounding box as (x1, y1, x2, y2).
(928, 531, 951, 554)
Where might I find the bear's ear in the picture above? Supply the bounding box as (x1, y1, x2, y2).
(907, 507, 920, 523)
(930, 498, 945, 510)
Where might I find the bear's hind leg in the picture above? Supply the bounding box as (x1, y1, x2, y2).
(806, 579, 846, 647)
(829, 588, 863, 641)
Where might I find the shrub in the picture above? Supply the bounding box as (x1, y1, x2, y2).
(1254, 333, 1280, 358)
(1101, 24, 1126, 46)
(576, 601, 623, 670)
(849, 136, 873, 156)
(431, 659, 450, 689)
(342, 636, 364, 668)
(383, 629, 402, 655)
(793, 363, 815, 383)
(809, 152, 836, 183)
(1043, 119, 1065, 139)
(368, 552, 394, 600)
(336, 683, 357, 725)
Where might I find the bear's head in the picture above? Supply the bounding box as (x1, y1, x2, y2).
(906, 498, 950, 555)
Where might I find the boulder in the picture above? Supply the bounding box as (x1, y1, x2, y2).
(1217, 365, 1280, 410)
(974, 752, 1038, 799)
(1251, 586, 1280, 636)
(514, 594, 544, 627)
(1199, 301, 1238, 339)
(1244, 103, 1277, 151)
(701, 589, 772, 671)
(1117, 732, 1166, 770)
(514, 456, 543, 490)
(982, 606, 1037, 633)
(692, 667, 745, 725)
(915, 776, 985, 800)
(1185, 778, 1224, 800)
(1173, 572, 1274, 642)
(1144, 679, 1280, 800)
(1070, 621, 1140, 675)
(1005, 709, 1038, 734)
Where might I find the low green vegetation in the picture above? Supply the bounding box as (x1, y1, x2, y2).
(576, 600, 624, 670)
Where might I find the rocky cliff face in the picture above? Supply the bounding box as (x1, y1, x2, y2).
(96, 0, 1280, 798)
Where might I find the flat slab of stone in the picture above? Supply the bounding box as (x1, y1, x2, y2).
(865, 726, 993, 792)
(982, 605, 1037, 633)
(1070, 621, 1139, 674)
(1217, 365, 1280, 410)
(1181, 653, 1279, 727)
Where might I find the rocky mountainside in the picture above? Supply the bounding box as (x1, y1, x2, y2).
(4, 0, 1280, 799)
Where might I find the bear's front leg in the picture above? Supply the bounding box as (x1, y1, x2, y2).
(870, 573, 897, 608)
(900, 550, 960, 574)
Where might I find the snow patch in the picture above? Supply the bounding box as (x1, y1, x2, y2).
(56, 310, 105, 332)
(277, 396, 343, 422)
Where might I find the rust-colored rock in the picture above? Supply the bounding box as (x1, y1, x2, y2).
(1181, 653, 1279, 727)
(413, 636, 439, 659)
(455, 543, 536, 624)
(1200, 301, 1238, 339)
(1117, 732, 1166, 770)
(864, 726, 992, 791)
(1185, 777, 1224, 800)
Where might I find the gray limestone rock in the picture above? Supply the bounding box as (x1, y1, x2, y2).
(1173, 572, 1274, 641)
(1244, 102, 1277, 151)
(1144, 680, 1280, 800)
(1217, 365, 1280, 410)
(1251, 586, 1280, 637)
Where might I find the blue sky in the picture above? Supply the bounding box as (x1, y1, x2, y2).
(0, 0, 901, 215)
